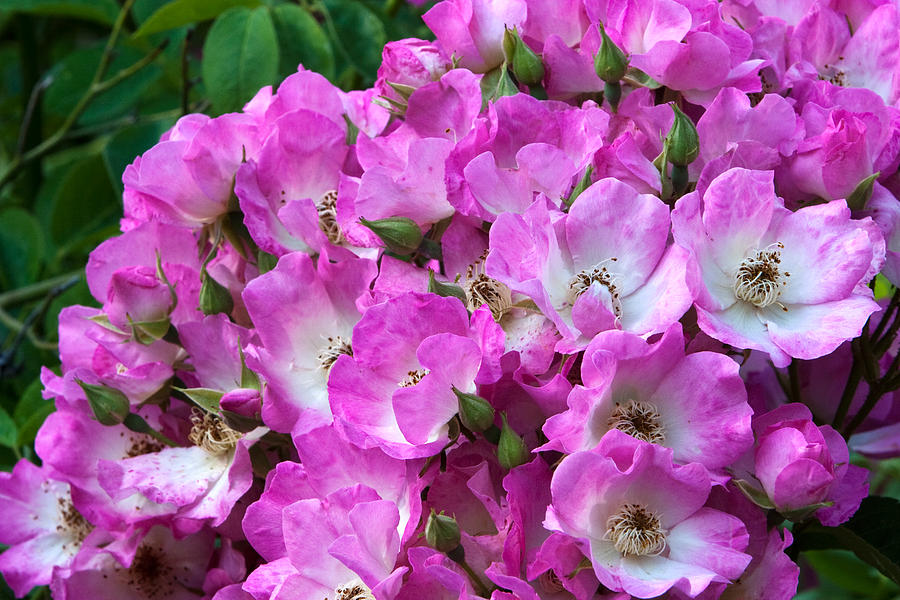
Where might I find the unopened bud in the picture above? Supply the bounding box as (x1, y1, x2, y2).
(497, 413, 529, 470)
(360, 216, 424, 255)
(664, 103, 699, 168)
(503, 27, 545, 86)
(199, 271, 234, 316)
(453, 387, 495, 432)
(77, 380, 130, 426)
(594, 24, 628, 83)
(425, 509, 461, 553)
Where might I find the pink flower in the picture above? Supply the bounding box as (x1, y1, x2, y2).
(487, 180, 691, 349)
(122, 113, 260, 229)
(423, 0, 527, 73)
(241, 250, 377, 435)
(51, 525, 214, 600)
(546, 430, 751, 598)
(543, 324, 753, 470)
(0, 460, 105, 596)
(329, 292, 498, 459)
(376, 38, 452, 101)
(750, 404, 869, 525)
(671, 167, 884, 367)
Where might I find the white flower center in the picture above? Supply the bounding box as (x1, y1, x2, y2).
(604, 503, 667, 557)
(57, 497, 93, 553)
(189, 409, 241, 455)
(464, 251, 512, 321)
(398, 369, 429, 387)
(332, 579, 375, 600)
(317, 190, 343, 244)
(733, 242, 790, 309)
(607, 400, 665, 445)
(317, 335, 353, 373)
(567, 258, 622, 318)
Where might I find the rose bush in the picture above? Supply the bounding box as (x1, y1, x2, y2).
(2, 0, 900, 599)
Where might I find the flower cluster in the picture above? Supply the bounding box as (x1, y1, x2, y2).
(4, 0, 900, 599)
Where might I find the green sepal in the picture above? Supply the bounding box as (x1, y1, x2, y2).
(847, 172, 880, 211)
(453, 386, 495, 433)
(359, 216, 424, 255)
(428, 269, 468, 304)
(497, 412, 529, 470)
(77, 379, 129, 426)
(176, 387, 225, 413)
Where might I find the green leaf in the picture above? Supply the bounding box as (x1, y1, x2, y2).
(804, 550, 899, 598)
(271, 4, 334, 81)
(134, 0, 262, 37)
(16, 402, 54, 448)
(321, 0, 385, 81)
(202, 6, 279, 114)
(0, 407, 17, 449)
(13, 379, 54, 448)
(102, 119, 175, 193)
(13, 378, 44, 424)
(49, 154, 119, 247)
(0, 207, 43, 289)
(177, 387, 224, 413)
(1, 0, 119, 24)
(44, 45, 163, 126)
(794, 496, 900, 586)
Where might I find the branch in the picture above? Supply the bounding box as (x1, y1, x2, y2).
(0, 0, 170, 192)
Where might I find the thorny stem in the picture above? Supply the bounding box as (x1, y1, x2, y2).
(0, 0, 167, 191)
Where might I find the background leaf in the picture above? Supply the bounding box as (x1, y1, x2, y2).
(271, 4, 335, 82)
(43, 45, 163, 127)
(0, 207, 44, 289)
(0, 0, 119, 24)
(201, 6, 279, 114)
(321, 0, 386, 84)
(793, 496, 900, 585)
(133, 0, 262, 37)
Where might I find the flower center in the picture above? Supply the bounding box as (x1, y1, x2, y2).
(317, 190, 344, 245)
(464, 251, 513, 321)
(607, 400, 665, 444)
(398, 369, 429, 387)
(568, 258, 622, 318)
(56, 497, 93, 552)
(733, 243, 790, 309)
(332, 579, 375, 600)
(820, 61, 847, 87)
(126, 435, 165, 458)
(126, 543, 174, 600)
(189, 409, 241, 455)
(317, 335, 353, 373)
(604, 503, 667, 557)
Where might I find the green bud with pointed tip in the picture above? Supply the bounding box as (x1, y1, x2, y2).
(199, 271, 234, 316)
(497, 413, 529, 470)
(453, 387, 495, 432)
(425, 509, 461, 553)
(428, 269, 468, 304)
(503, 27, 545, 86)
(77, 380, 130, 426)
(360, 216, 424, 255)
(664, 103, 700, 167)
(594, 24, 628, 83)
